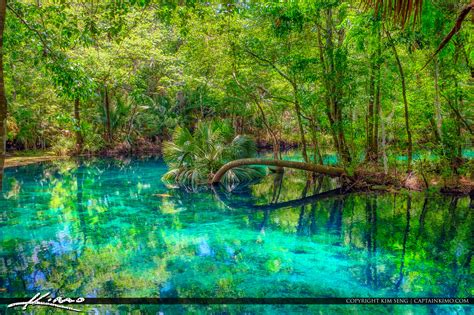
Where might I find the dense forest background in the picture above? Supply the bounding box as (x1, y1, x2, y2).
(1, 0, 473, 182)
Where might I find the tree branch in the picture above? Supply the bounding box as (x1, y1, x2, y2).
(243, 47, 295, 85)
(7, 3, 54, 56)
(420, 2, 473, 71)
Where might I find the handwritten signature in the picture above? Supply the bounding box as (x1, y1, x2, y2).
(7, 292, 85, 312)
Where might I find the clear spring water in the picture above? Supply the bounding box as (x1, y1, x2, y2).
(0, 157, 472, 314)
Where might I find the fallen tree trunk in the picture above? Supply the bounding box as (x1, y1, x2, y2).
(211, 158, 401, 189)
(211, 158, 346, 184)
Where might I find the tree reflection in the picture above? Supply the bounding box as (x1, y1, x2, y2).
(395, 195, 410, 291)
(365, 196, 378, 289)
(0, 160, 472, 301)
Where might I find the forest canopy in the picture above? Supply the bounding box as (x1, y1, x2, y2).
(1, 0, 473, 186)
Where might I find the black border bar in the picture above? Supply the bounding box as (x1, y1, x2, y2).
(1, 298, 472, 305)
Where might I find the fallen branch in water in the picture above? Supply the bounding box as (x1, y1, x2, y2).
(211, 158, 474, 195)
(211, 158, 346, 183)
(211, 158, 400, 188)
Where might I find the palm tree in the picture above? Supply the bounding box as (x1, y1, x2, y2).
(162, 122, 266, 190)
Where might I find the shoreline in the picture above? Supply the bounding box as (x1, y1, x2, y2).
(5, 155, 70, 168)
(4, 152, 472, 196)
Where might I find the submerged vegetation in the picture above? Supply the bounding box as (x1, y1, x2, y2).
(0, 0, 472, 192)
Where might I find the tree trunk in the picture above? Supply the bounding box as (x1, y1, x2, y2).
(211, 158, 346, 184)
(74, 98, 83, 153)
(309, 118, 324, 164)
(254, 100, 280, 160)
(335, 101, 351, 164)
(374, 75, 381, 159)
(211, 158, 401, 188)
(433, 57, 443, 141)
(0, 0, 7, 188)
(366, 61, 375, 161)
(323, 8, 351, 164)
(373, 29, 382, 159)
(104, 85, 112, 144)
(293, 85, 309, 163)
(381, 107, 388, 175)
(388, 32, 413, 172)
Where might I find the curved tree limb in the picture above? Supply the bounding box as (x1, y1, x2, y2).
(211, 158, 402, 190)
(211, 158, 346, 184)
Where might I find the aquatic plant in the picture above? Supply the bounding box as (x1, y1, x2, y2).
(162, 122, 266, 190)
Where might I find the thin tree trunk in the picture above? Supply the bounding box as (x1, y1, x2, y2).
(455, 81, 463, 160)
(387, 31, 413, 172)
(374, 28, 382, 158)
(381, 107, 388, 175)
(309, 118, 324, 164)
(374, 77, 381, 159)
(316, 25, 342, 159)
(293, 85, 309, 163)
(74, 98, 83, 153)
(433, 57, 443, 141)
(325, 8, 351, 164)
(104, 85, 112, 144)
(255, 99, 281, 162)
(211, 157, 401, 188)
(0, 0, 7, 188)
(366, 61, 375, 161)
(256, 103, 280, 160)
(318, 27, 342, 155)
(231, 72, 281, 161)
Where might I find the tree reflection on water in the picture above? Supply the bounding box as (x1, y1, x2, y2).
(0, 159, 471, 313)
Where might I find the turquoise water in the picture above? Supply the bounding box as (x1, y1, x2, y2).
(0, 158, 472, 313)
(276, 148, 474, 164)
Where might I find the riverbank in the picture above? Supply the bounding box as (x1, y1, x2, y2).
(5, 152, 69, 168)
(4, 150, 473, 196)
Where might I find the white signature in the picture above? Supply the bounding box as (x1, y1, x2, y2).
(7, 292, 85, 312)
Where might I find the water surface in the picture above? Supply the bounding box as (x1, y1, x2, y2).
(0, 158, 472, 313)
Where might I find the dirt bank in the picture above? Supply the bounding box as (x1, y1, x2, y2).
(5, 155, 69, 168)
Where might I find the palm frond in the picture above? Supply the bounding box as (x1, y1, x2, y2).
(361, 0, 423, 27)
(162, 121, 265, 190)
(221, 166, 267, 191)
(229, 135, 258, 160)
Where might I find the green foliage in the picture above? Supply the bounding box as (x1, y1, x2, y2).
(3, 0, 472, 179)
(51, 136, 75, 156)
(162, 121, 265, 190)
